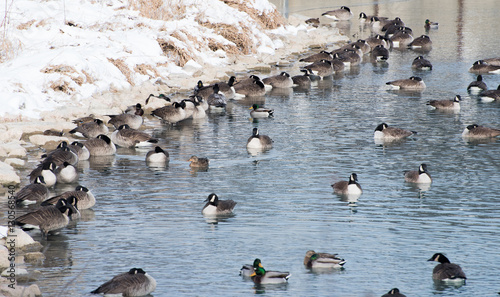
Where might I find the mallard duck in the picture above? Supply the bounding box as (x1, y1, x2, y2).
(246, 128, 273, 150)
(386, 76, 426, 90)
(412, 56, 433, 70)
(188, 155, 209, 168)
(146, 146, 169, 164)
(424, 19, 439, 30)
(428, 253, 466, 283)
(107, 103, 144, 130)
(15, 198, 77, 239)
(201, 193, 237, 215)
(249, 104, 274, 118)
(83, 134, 117, 156)
(322, 6, 352, 21)
(467, 75, 487, 93)
(404, 163, 431, 184)
(91, 268, 157, 296)
(41, 185, 96, 210)
(374, 123, 416, 141)
(303, 250, 346, 269)
(29, 161, 57, 187)
(110, 124, 158, 148)
(462, 124, 500, 138)
(69, 118, 109, 138)
(15, 176, 49, 205)
(331, 173, 362, 195)
(249, 259, 291, 284)
(427, 95, 460, 110)
(382, 288, 407, 297)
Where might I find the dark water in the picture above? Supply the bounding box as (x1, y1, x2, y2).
(7, 0, 500, 296)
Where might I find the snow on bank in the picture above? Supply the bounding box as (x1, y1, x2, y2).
(0, 0, 342, 120)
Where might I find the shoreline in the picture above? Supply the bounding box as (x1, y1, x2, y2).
(0, 12, 349, 187)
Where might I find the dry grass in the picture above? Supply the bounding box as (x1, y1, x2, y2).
(49, 79, 75, 94)
(221, 0, 285, 29)
(42, 64, 95, 86)
(108, 58, 134, 85)
(0, 38, 21, 63)
(134, 63, 161, 79)
(199, 22, 253, 55)
(157, 38, 193, 67)
(17, 20, 35, 30)
(128, 0, 186, 21)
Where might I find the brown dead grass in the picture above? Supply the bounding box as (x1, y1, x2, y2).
(49, 79, 75, 94)
(157, 38, 193, 67)
(42, 64, 95, 91)
(108, 58, 134, 86)
(134, 63, 161, 79)
(221, 0, 285, 29)
(128, 0, 186, 21)
(199, 22, 253, 55)
(17, 20, 36, 30)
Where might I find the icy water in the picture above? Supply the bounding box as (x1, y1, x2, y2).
(8, 0, 500, 296)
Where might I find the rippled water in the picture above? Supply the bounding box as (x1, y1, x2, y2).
(8, 0, 500, 296)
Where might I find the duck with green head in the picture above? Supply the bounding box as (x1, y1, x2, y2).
(249, 104, 274, 118)
(304, 250, 346, 269)
(249, 259, 290, 284)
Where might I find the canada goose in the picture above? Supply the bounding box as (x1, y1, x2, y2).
(337, 43, 363, 57)
(207, 84, 227, 110)
(333, 49, 361, 67)
(480, 84, 500, 102)
(55, 162, 79, 184)
(370, 16, 393, 32)
(412, 56, 433, 70)
(151, 101, 187, 124)
(42, 144, 79, 167)
(408, 35, 432, 51)
(262, 72, 294, 88)
(249, 259, 291, 284)
(91, 268, 157, 296)
(43, 129, 63, 136)
(249, 104, 274, 118)
(366, 34, 390, 50)
(146, 146, 169, 164)
(427, 95, 461, 110)
(69, 141, 90, 161)
(29, 161, 57, 187)
(124, 103, 145, 115)
(424, 19, 439, 30)
(384, 25, 411, 39)
(72, 114, 95, 126)
(371, 45, 390, 62)
(41, 185, 96, 209)
(483, 57, 500, 66)
(322, 6, 352, 21)
(390, 30, 414, 48)
(428, 253, 466, 283)
(299, 50, 333, 63)
(84, 134, 116, 156)
(234, 77, 266, 98)
(15, 176, 49, 205)
(107, 104, 144, 130)
(462, 124, 500, 138)
(201, 193, 237, 215)
(188, 155, 209, 168)
(186, 95, 207, 118)
(467, 75, 487, 93)
(331, 173, 362, 195)
(303, 250, 346, 269)
(217, 76, 236, 99)
(193, 80, 214, 100)
(359, 12, 375, 23)
(374, 123, 416, 141)
(381, 17, 405, 31)
(386, 76, 426, 90)
(16, 198, 77, 239)
(382, 288, 407, 297)
(246, 128, 273, 150)
(145, 93, 171, 105)
(469, 60, 500, 74)
(110, 125, 158, 148)
(304, 59, 335, 79)
(404, 163, 431, 184)
(69, 118, 109, 138)
(292, 69, 312, 87)
(351, 39, 371, 54)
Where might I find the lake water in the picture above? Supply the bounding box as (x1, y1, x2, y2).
(8, 0, 500, 296)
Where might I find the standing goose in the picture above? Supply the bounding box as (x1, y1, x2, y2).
(188, 155, 209, 169)
(69, 119, 109, 138)
(427, 95, 461, 111)
(91, 268, 157, 296)
(69, 141, 90, 161)
(428, 253, 466, 283)
(462, 124, 500, 138)
(371, 45, 390, 62)
(321, 6, 352, 21)
(262, 72, 294, 88)
(15, 198, 77, 239)
(412, 56, 433, 70)
(29, 161, 57, 187)
(84, 134, 116, 156)
(249, 104, 274, 118)
(408, 35, 433, 50)
(404, 163, 431, 184)
(151, 101, 187, 124)
(146, 146, 169, 165)
(55, 161, 79, 184)
(382, 288, 407, 297)
(469, 60, 500, 74)
(201, 193, 237, 216)
(292, 69, 312, 87)
(233, 77, 266, 98)
(250, 259, 291, 284)
(110, 124, 158, 148)
(467, 75, 487, 93)
(374, 123, 416, 141)
(303, 250, 346, 269)
(331, 173, 362, 195)
(107, 103, 144, 130)
(246, 128, 273, 150)
(386, 76, 426, 90)
(299, 50, 333, 63)
(41, 185, 96, 209)
(15, 176, 49, 205)
(207, 84, 227, 110)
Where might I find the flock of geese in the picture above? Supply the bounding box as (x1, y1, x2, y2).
(11, 4, 500, 296)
